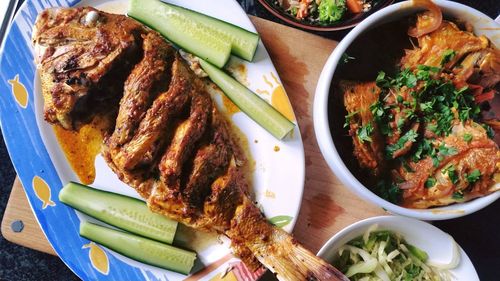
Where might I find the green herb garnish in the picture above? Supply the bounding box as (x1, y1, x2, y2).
(344, 110, 358, 128)
(377, 180, 402, 203)
(438, 144, 458, 156)
(463, 133, 473, 143)
(376, 71, 391, 88)
(386, 130, 418, 158)
(425, 177, 436, 188)
(357, 123, 374, 143)
(483, 124, 495, 139)
(452, 191, 464, 200)
(441, 49, 456, 65)
(465, 169, 481, 183)
(341, 53, 355, 64)
(442, 165, 458, 184)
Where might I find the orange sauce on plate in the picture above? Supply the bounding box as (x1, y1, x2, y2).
(221, 94, 240, 116)
(53, 117, 110, 184)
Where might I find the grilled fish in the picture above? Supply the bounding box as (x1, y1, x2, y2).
(34, 7, 347, 281)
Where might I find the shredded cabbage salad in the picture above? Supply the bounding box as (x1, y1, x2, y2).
(332, 225, 459, 281)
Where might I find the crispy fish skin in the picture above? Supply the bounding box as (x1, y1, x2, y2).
(32, 7, 145, 129)
(109, 55, 192, 171)
(105, 53, 346, 279)
(109, 32, 176, 147)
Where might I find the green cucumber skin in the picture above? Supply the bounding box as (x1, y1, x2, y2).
(80, 222, 196, 275)
(151, 1, 260, 61)
(199, 59, 294, 139)
(128, 0, 259, 62)
(128, 0, 231, 68)
(59, 182, 177, 244)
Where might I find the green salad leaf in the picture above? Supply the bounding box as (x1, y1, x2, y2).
(318, 0, 346, 23)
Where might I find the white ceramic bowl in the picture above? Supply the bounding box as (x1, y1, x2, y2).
(313, 0, 500, 220)
(317, 216, 479, 281)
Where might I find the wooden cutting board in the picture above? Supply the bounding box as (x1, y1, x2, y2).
(0, 16, 386, 257)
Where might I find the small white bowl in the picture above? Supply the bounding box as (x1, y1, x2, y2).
(317, 216, 479, 281)
(313, 0, 500, 220)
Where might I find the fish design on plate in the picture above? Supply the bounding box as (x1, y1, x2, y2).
(8, 74, 28, 108)
(83, 242, 110, 275)
(32, 176, 55, 209)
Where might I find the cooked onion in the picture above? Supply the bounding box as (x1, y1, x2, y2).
(408, 0, 443, 37)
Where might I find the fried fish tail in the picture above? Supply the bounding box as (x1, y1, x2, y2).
(255, 229, 348, 281)
(227, 197, 348, 281)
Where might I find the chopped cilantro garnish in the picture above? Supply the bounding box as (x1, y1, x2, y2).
(412, 139, 433, 162)
(394, 69, 417, 89)
(357, 123, 374, 143)
(463, 133, 473, 143)
(426, 123, 437, 133)
(386, 130, 418, 158)
(441, 49, 456, 66)
(438, 144, 458, 156)
(416, 65, 440, 81)
(431, 152, 442, 167)
(483, 124, 495, 139)
(417, 65, 441, 73)
(420, 101, 433, 112)
(452, 191, 464, 200)
(403, 109, 416, 120)
(425, 177, 436, 188)
(406, 74, 418, 88)
(400, 159, 414, 173)
(370, 100, 385, 118)
(442, 165, 458, 184)
(428, 144, 458, 167)
(344, 110, 358, 128)
(377, 180, 402, 204)
(376, 71, 391, 88)
(449, 170, 459, 184)
(341, 53, 355, 64)
(465, 169, 481, 183)
(396, 118, 405, 131)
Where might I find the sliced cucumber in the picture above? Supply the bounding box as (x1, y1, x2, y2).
(128, 0, 231, 67)
(199, 59, 295, 139)
(128, 0, 260, 62)
(151, 0, 260, 61)
(59, 182, 177, 244)
(80, 222, 196, 274)
(172, 4, 259, 61)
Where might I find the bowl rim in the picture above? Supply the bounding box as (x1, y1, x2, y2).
(256, 0, 395, 31)
(313, 0, 500, 220)
(316, 215, 440, 256)
(316, 215, 479, 280)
